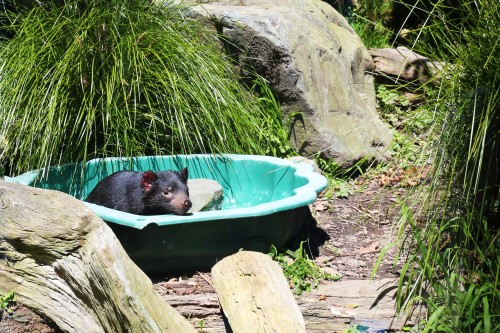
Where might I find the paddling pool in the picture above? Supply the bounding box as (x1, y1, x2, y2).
(6, 154, 327, 273)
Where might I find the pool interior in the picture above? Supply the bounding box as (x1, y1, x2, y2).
(26, 155, 309, 210)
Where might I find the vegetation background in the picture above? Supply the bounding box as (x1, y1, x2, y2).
(0, 0, 498, 332)
(341, 0, 499, 332)
(0, 0, 291, 176)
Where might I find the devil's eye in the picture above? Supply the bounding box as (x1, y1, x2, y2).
(164, 187, 173, 195)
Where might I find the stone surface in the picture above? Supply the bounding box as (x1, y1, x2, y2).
(160, 277, 424, 332)
(288, 156, 322, 174)
(187, 178, 224, 213)
(186, 0, 393, 165)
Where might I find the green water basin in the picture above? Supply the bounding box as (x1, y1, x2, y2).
(6, 154, 327, 273)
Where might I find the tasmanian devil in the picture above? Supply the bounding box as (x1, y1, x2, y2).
(86, 168, 192, 215)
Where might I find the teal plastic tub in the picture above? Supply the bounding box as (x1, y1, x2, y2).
(6, 154, 327, 273)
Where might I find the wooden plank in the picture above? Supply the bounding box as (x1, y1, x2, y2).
(369, 46, 443, 83)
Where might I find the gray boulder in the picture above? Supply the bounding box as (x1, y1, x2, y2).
(288, 156, 322, 174)
(187, 0, 392, 165)
(188, 178, 224, 212)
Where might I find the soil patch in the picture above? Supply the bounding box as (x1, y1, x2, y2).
(306, 181, 407, 280)
(0, 305, 58, 333)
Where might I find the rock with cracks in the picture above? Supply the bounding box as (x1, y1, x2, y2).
(187, 0, 393, 165)
(0, 181, 196, 333)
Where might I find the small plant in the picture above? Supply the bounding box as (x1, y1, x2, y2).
(197, 319, 205, 332)
(324, 178, 353, 199)
(342, 324, 367, 333)
(313, 154, 363, 199)
(0, 291, 15, 318)
(314, 152, 370, 179)
(314, 155, 341, 176)
(269, 242, 340, 295)
(388, 132, 422, 169)
(376, 85, 434, 134)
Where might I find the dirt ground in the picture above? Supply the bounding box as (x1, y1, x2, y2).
(0, 305, 59, 333)
(0, 171, 416, 333)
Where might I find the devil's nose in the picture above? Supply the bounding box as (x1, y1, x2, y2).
(183, 200, 192, 210)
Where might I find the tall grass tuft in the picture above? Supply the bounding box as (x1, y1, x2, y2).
(378, 0, 500, 331)
(344, 0, 393, 48)
(0, 0, 285, 176)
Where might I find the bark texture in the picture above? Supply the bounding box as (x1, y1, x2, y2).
(0, 181, 196, 333)
(211, 251, 306, 333)
(369, 46, 443, 83)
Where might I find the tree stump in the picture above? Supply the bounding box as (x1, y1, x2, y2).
(0, 181, 196, 333)
(211, 251, 306, 333)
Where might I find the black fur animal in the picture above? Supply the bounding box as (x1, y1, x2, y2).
(86, 168, 192, 215)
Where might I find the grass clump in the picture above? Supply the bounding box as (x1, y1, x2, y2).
(0, 0, 289, 176)
(376, 0, 500, 331)
(269, 242, 340, 295)
(343, 0, 394, 48)
(0, 291, 15, 318)
(252, 77, 296, 158)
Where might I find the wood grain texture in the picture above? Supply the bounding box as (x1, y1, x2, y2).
(369, 46, 443, 83)
(211, 251, 306, 333)
(161, 276, 424, 332)
(0, 181, 196, 333)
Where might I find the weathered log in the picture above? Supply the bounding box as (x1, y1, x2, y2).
(369, 46, 443, 83)
(297, 278, 424, 332)
(211, 251, 306, 333)
(158, 293, 225, 332)
(0, 181, 196, 333)
(161, 276, 425, 332)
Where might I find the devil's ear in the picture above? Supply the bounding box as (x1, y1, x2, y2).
(179, 167, 188, 183)
(141, 170, 158, 192)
